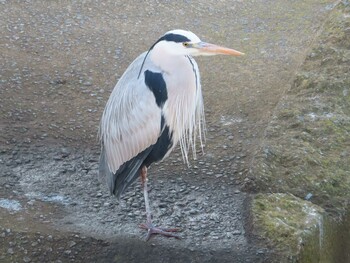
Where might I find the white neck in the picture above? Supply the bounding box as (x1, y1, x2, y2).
(149, 43, 188, 73)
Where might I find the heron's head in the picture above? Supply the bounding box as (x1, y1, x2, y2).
(151, 29, 244, 57)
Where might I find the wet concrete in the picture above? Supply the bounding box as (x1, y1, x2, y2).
(299, 211, 350, 263)
(0, 0, 340, 262)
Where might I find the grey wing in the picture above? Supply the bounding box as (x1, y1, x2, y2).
(99, 53, 162, 195)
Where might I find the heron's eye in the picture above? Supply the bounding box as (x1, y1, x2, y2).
(183, 42, 190, 47)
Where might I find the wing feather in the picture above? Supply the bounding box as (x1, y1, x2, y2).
(99, 53, 162, 176)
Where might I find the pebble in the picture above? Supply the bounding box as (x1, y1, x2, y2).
(232, 230, 242, 235)
(305, 193, 313, 200)
(189, 209, 197, 215)
(31, 241, 38, 247)
(127, 212, 135, 218)
(68, 241, 77, 248)
(53, 155, 63, 161)
(158, 203, 167, 208)
(256, 249, 266, 255)
(60, 148, 71, 157)
(226, 232, 233, 239)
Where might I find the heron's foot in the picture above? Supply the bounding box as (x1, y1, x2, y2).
(139, 222, 181, 241)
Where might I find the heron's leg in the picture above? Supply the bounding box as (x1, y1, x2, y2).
(141, 166, 152, 224)
(139, 166, 181, 241)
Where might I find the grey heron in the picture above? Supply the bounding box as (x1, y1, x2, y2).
(99, 29, 243, 240)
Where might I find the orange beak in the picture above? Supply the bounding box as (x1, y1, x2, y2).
(194, 42, 244, 56)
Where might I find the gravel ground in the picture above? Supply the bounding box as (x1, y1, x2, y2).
(0, 0, 336, 262)
(1, 143, 266, 262)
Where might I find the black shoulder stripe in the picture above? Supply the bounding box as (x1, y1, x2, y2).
(144, 70, 168, 108)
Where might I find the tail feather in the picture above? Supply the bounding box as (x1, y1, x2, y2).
(99, 145, 153, 199)
(99, 147, 115, 194)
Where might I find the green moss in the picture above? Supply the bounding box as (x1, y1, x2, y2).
(251, 0, 350, 214)
(253, 193, 324, 259)
(277, 108, 301, 120)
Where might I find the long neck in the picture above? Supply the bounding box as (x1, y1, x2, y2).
(148, 44, 204, 167)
